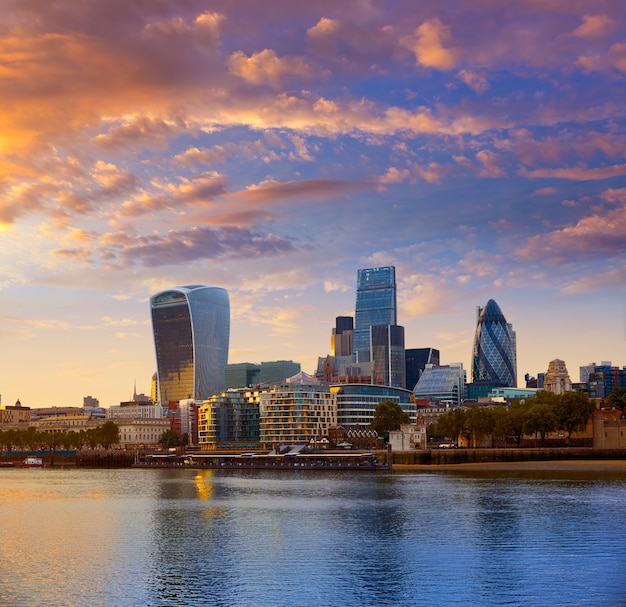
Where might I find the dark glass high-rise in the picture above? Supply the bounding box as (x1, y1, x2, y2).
(151, 285, 230, 404)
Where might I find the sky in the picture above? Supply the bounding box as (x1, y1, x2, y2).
(1, 0, 625, 408)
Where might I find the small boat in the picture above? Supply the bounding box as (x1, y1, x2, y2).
(22, 457, 44, 468)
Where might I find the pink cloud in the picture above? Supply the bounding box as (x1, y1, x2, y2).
(520, 164, 626, 181)
(515, 202, 626, 263)
(572, 14, 615, 39)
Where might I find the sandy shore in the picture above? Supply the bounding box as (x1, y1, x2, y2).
(390, 459, 626, 472)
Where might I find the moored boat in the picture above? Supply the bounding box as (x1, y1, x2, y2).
(22, 457, 44, 468)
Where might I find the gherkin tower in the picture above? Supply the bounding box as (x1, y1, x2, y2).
(472, 299, 517, 387)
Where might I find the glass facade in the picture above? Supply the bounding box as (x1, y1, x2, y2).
(151, 285, 230, 404)
(405, 348, 440, 392)
(471, 299, 517, 388)
(332, 383, 415, 428)
(413, 364, 466, 406)
(370, 324, 406, 388)
(353, 266, 397, 363)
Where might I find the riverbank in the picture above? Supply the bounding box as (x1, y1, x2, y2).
(390, 459, 626, 472)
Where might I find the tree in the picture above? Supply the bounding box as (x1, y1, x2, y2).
(160, 429, 182, 447)
(524, 403, 557, 446)
(430, 408, 467, 446)
(99, 421, 120, 450)
(465, 406, 495, 448)
(491, 406, 510, 447)
(507, 400, 530, 447)
(370, 400, 410, 442)
(606, 387, 626, 410)
(556, 391, 596, 444)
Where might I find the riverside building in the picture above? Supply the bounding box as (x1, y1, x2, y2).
(259, 373, 336, 448)
(331, 383, 416, 427)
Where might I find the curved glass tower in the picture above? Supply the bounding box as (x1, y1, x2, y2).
(151, 285, 230, 404)
(472, 299, 516, 387)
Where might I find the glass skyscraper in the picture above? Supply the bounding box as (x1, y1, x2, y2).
(151, 285, 230, 404)
(353, 266, 397, 363)
(352, 266, 405, 388)
(471, 299, 517, 387)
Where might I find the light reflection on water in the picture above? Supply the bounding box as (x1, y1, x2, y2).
(0, 467, 625, 607)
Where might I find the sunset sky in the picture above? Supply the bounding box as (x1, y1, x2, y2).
(1, 0, 625, 407)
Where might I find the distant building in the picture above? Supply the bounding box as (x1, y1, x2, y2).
(0, 399, 30, 427)
(83, 396, 100, 409)
(331, 316, 354, 357)
(315, 354, 372, 384)
(414, 363, 466, 407)
(179, 399, 202, 445)
(224, 363, 260, 389)
(405, 348, 440, 392)
(585, 362, 626, 398)
(544, 359, 572, 395)
(472, 299, 517, 388)
(108, 404, 164, 419)
(259, 360, 301, 384)
(150, 285, 230, 404)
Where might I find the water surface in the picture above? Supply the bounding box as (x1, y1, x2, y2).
(0, 467, 624, 607)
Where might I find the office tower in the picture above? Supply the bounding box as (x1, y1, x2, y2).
(471, 299, 517, 387)
(224, 363, 261, 389)
(151, 285, 230, 404)
(353, 266, 397, 363)
(371, 325, 406, 387)
(331, 316, 354, 357)
(405, 348, 440, 392)
(259, 360, 301, 384)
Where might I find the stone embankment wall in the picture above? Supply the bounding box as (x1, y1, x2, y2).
(385, 448, 626, 466)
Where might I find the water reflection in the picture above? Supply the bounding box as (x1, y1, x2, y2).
(1, 468, 626, 606)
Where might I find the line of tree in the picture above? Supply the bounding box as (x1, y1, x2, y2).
(428, 390, 597, 447)
(0, 421, 120, 451)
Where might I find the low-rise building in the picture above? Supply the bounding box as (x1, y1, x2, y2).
(116, 418, 171, 448)
(593, 409, 626, 449)
(0, 399, 30, 427)
(389, 421, 427, 451)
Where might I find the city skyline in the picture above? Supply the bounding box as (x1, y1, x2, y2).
(1, 1, 625, 407)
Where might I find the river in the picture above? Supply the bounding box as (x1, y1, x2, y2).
(0, 466, 624, 607)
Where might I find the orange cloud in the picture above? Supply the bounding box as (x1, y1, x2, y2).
(228, 49, 316, 87)
(401, 18, 460, 71)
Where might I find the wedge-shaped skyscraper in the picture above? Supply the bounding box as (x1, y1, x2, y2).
(472, 299, 517, 387)
(151, 285, 230, 404)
